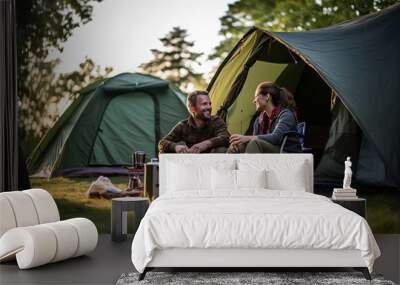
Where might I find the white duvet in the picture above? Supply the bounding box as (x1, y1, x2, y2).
(131, 190, 380, 273)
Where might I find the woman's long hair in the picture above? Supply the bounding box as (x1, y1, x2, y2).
(280, 87, 297, 113)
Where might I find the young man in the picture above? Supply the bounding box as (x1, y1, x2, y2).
(158, 90, 229, 153)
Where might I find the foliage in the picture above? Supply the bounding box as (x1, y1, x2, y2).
(210, 0, 399, 60)
(18, 57, 112, 140)
(139, 26, 205, 92)
(16, 0, 102, 80)
(16, 0, 114, 154)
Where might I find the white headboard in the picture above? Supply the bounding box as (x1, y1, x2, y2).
(159, 153, 314, 195)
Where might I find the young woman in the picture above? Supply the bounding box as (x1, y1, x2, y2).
(229, 82, 301, 153)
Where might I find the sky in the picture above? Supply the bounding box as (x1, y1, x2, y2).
(48, 0, 235, 77)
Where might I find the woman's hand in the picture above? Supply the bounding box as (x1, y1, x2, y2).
(229, 134, 254, 146)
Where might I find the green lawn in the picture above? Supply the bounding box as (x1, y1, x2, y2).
(31, 177, 400, 234)
(315, 188, 400, 233)
(31, 176, 130, 234)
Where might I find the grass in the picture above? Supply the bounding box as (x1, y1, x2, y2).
(31, 176, 132, 233)
(31, 177, 400, 234)
(316, 188, 400, 233)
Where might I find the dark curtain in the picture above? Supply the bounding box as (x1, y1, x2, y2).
(0, 0, 19, 192)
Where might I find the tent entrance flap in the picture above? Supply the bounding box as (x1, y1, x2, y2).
(355, 133, 397, 187)
(315, 97, 361, 183)
(209, 29, 264, 117)
(315, 96, 396, 187)
(216, 35, 270, 121)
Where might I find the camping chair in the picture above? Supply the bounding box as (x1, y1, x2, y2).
(280, 122, 312, 153)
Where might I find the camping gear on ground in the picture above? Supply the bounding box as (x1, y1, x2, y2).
(207, 4, 400, 187)
(126, 167, 143, 192)
(87, 176, 141, 199)
(87, 176, 122, 196)
(133, 151, 146, 168)
(27, 73, 189, 178)
(127, 171, 142, 191)
(126, 151, 145, 193)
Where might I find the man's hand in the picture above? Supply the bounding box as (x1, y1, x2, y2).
(228, 143, 239, 153)
(175, 145, 189, 153)
(188, 140, 212, 153)
(229, 134, 254, 146)
(188, 145, 201, 153)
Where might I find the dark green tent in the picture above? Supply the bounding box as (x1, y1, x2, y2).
(27, 73, 188, 177)
(208, 4, 400, 187)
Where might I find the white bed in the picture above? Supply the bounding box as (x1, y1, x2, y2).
(131, 154, 380, 280)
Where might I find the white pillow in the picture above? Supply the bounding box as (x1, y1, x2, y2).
(266, 162, 307, 191)
(211, 168, 236, 190)
(168, 162, 211, 191)
(167, 159, 236, 192)
(237, 159, 308, 192)
(211, 169, 267, 190)
(236, 169, 267, 189)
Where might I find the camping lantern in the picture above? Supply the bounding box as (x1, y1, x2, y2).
(133, 151, 146, 168)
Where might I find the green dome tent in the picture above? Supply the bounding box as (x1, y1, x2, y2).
(27, 73, 189, 177)
(208, 4, 400, 187)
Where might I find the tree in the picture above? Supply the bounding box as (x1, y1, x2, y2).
(16, 0, 102, 87)
(16, 0, 114, 154)
(139, 26, 205, 92)
(18, 57, 112, 141)
(210, 0, 399, 60)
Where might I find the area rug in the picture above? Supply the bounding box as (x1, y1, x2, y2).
(116, 271, 395, 285)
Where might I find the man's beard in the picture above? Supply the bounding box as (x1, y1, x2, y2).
(194, 110, 211, 121)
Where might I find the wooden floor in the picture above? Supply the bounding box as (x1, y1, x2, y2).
(0, 234, 399, 285)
